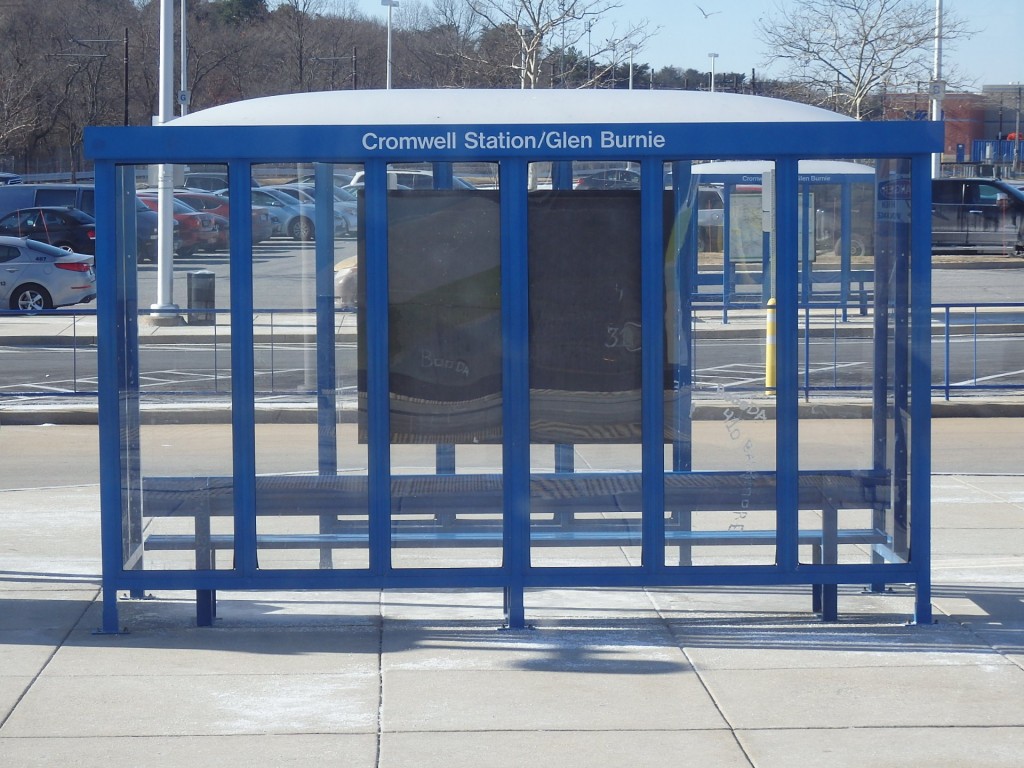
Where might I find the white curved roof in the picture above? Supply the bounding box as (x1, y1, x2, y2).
(168, 89, 853, 127)
(693, 160, 875, 176)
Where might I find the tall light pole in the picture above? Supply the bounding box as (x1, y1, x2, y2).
(152, 0, 178, 322)
(930, 0, 945, 178)
(382, 0, 399, 89)
(708, 52, 719, 93)
(179, 0, 190, 116)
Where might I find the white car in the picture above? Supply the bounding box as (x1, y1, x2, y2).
(1, 236, 95, 310)
(348, 169, 476, 190)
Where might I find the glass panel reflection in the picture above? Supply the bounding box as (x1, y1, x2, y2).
(385, 171, 504, 569)
(664, 161, 778, 567)
(528, 185, 643, 567)
(119, 163, 236, 572)
(798, 157, 912, 569)
(250, 162, 368, 570)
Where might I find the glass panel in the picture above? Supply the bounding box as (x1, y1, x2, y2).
(528, 163, 643, 568)
(251, 162, 367, 570)
(797, 157, 910, 568)
(665, 161, 778, 567)
(385, 164, 503, 569)
(119, 163, 235, 571)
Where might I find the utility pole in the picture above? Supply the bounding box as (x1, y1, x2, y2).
(586, 20, 592, 86)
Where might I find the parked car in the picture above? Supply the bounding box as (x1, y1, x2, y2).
(0, 206, 96, 254)
(348, 169, 476, 190)
(0, 235, 95, 310)
(285, 171, 355, 188)
(183, 172, 259, 192)
(573, 168, 641, 190)
(0, 172, 23, 185)
(172, 190, 275, 244)
(0, 183, 160, 262)
(250, 187, 346, 241)
(138, 194, 220, 256)
(932, 178, 1024, 255)
(263, 184, 357, 236)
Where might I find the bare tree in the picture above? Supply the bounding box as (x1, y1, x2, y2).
(757, 0, 973, 118)
(465, 0, 652, 89)
(271, 0, 328, 90)
(0, 12, 47, 161)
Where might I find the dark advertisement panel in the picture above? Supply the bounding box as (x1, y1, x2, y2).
(360, 189, 663, 444)
(528, 190, 643, 442)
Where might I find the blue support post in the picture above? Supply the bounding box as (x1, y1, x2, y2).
(722, 183, 733, 324)
(229, 161, 258, 588)
(551, 159, 575, 474)
(500, 159, 530, 628)
(774, 158, 800, 574)
(364, 159, 392, 577)
(641, 159, 667, 572)
(96, 161, 125, 633)
(840, 182, 853, 321)
(431, 161, 457, 475)
(910, 154, 934, 625)
(431, 161, 454, 189)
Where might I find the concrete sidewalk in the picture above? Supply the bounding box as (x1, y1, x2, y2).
(2, 421, 1024, 766)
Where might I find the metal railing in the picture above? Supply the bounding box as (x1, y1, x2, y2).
(2, 303, 1023, 403)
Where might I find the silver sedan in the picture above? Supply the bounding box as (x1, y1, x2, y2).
(1, 236, 96, 310)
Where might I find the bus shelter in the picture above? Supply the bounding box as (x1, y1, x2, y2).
(689, 159, 876, 321)
(85, 89, 942, 631)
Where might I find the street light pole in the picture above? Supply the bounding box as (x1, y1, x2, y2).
(180, 0, 190, 117)
(930, 0, 945, 178)
(708, 52, 719, 93)
(152, 0, 178, 322)
(382, 0, 399, 89)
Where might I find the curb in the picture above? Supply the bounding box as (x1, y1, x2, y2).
(5, 399, 1024, 426)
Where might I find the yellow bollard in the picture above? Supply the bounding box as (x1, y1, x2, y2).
(765, 298, 776, 395)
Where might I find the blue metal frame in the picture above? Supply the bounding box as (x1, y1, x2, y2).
(86, 100, 941, 632)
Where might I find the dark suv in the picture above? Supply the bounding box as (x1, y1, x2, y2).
(932, 178, 1024, 255)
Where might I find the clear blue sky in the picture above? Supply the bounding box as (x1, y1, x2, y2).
(353, 0, 1022, 91)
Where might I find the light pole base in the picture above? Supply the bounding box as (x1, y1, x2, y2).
(147, 303, 182, 326)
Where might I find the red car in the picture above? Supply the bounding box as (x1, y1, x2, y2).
(137, 194, 220, 257)
(173, 190, 275, 245)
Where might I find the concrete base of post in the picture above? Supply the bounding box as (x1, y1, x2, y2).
(147, 304, 182, 326)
